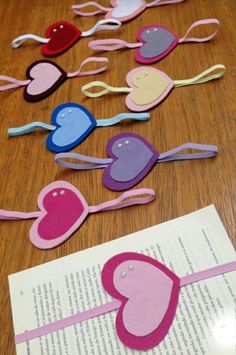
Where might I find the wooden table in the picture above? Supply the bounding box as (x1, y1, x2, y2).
(0, 0, 235, 353)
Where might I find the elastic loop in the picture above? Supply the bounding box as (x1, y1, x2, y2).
(174, 64, 226, 88)
(0, 75, 30, 91)
(179, 19, 220, 43)
(157, 143, 218, 163)
(8, 122, 55, 137)
(96, 113, 150, 127)
(89, 39, 141, 52)
(71, 2, 111, 16)
(67, 57, 108, 78)
(12, 34, 49, 48)
(82, 19, 121, 37)
(0, 209, 40, 220)
(81, 81, 132, 98)
(146, 0, 185, 8)
(89, 188, 155, 213)
(55, 152, 112, 170)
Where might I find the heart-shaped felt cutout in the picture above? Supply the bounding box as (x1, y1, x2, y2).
(46, 103, 97, 152)
(24, 60, 67, 102)
(135, 24, 179, 64)
(103, 133, 159, 191)
(29, 181, 89, 249)
(41, 21, 82, 57)
(106, 0, 146, 22)
(126, 67, 174, 112)
(102, 253, 180, 350)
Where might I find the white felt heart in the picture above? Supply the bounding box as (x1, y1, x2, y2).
(106, 0, 145, 21)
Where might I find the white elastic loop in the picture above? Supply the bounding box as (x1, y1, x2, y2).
(12, 34, 49, 48)
(82, 19, 121, 37)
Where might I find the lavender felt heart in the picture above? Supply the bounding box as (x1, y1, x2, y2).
(24, 60, 67, 102)
(46, 103, 97, 152)
(135, 24, 179, 64)
(103, 133, 159, 191)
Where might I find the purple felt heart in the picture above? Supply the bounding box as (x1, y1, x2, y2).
(103, 133, 159, 191)
(135, 24, 179, 64)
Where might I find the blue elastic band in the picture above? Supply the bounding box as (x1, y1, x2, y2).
(8, 122, 55, 136)
(96, 113, 150, 127)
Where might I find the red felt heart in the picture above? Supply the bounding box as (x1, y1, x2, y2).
(41, 21, 82, 57)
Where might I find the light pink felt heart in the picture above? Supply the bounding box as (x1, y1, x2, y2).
(102, 252, 180, 350)
(29, 181, 89, 249)
(106, 0, 146, 22)
(125, 67, 174, 112)
(24, 60, 67, 102)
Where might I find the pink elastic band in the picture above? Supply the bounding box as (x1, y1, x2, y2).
(89, 188, 156, 213)
(179, 19, 220, 43)
(180, 261, 236, 286)
(146, 0, 185, 7)
(71, 2, 111, 16)
(0, 76, 30, 91)
(0, 209, 40, 220)
(67, 57, 108, 78)
(89, 39, 142, 52)
(15, 299, 121, 344)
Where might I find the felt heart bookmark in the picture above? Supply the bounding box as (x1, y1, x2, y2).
(55, 133, 218, 191)
(89, 19, 220, 64)
(0, 181, 155, 249)
(72, 0, 185, 23)
(8, 103, 150, 152)
(12, 19, 121, 57)
(14, 252, 236, 350)
(81, 64, 225, 112)
(0, 57, 108, 102)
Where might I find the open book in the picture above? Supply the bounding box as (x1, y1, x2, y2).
(9, 205, 236, 355)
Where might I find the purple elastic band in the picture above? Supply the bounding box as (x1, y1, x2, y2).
(157, 143, 218, 162)
(55, 143, 218, 170)
(14, 260, 236, 344)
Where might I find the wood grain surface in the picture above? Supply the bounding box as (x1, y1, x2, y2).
(0, 0, 236, 353)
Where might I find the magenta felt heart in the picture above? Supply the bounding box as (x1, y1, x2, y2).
(24, 60, 67, 102)
(42, 21, 82, 57)
(29, 181, 89, 249)
(135, 24, 179, 64)
(102, 253, 180, 350)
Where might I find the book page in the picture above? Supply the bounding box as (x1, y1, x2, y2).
(9, 205, 236, 355)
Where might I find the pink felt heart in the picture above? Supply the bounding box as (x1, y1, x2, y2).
(24, 60, 67, 102)
(42, 21, 82, 57)
(106, 0, 146, 22)
(102, 253, 180, 350)
(29, 181, 89, 249)
(125, 67, 174, 112)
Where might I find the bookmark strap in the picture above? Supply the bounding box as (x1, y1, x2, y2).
(71, 2, 112, 16)
(15, 299, 121, 344)
(67, 57, 108, 78)
(12, 34, 49, 48)
(81, 81, 131, 98)
(146, 0, 185, 7)
(89, 39, 142, 51)
(55, 153, 112, 170)
(179, 19, 220, 43)
(0, 76, 30, 91)
(8, 122, 55, 136)
(157, 143, 218, 162)
(96, 112, 150, 127)
(89, 188, 155, 213)
(174, 64, 225, 88)
(180, 261, 236, 287)
(0, 209, 40, 220)
(82, 19, 121, 37)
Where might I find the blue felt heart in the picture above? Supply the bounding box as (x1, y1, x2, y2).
(46, 103, 97, 152)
